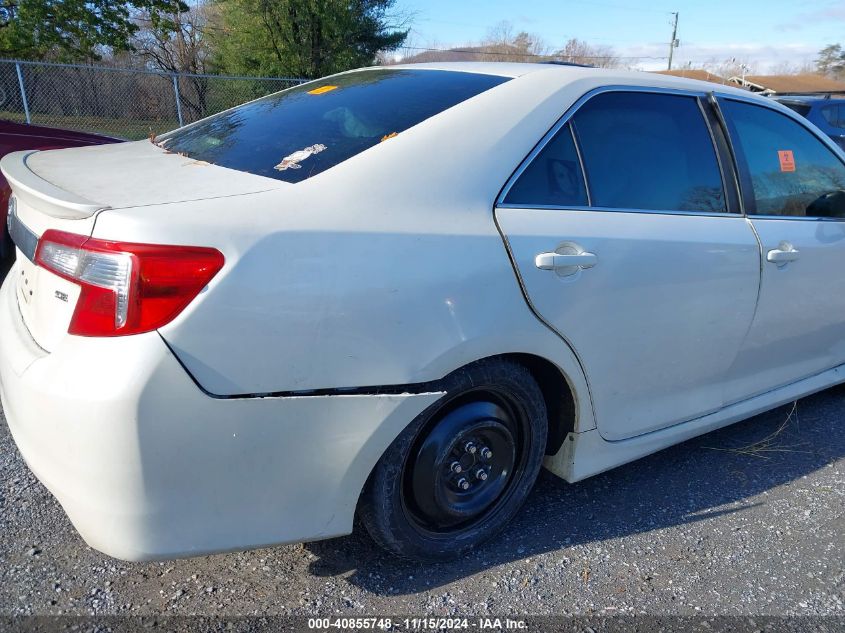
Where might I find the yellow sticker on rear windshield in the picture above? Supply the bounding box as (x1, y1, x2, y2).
(308, 85, 338, 95)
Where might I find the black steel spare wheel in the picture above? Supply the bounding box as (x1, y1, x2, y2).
(359, 358, 548, 561)
(406, 399, 520, 531)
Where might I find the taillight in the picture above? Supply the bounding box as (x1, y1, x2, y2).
(35, 230, 224, 337)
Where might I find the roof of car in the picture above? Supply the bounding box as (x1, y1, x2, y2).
(386, 61, 755, 98)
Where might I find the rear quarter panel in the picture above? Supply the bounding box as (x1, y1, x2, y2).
(90, 71, 579, 380)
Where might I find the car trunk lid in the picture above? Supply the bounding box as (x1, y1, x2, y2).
(2, 143, 276, 352)
(22, 140, 284, 211)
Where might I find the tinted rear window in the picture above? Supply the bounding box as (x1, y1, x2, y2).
(159, 69, 509, 183)
(572, 91, 726, 212)
(503, 123, 588, 207)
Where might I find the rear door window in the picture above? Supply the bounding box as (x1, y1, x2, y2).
(720, 99, 845, 217)
(503, 123, 588, 207)
(572, 91, 726, 213)
(159, 69, 509, 183)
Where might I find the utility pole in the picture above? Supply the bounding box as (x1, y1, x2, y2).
(667, 12, 679, 70)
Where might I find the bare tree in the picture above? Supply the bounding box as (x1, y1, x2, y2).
(700, 57, 759, 81)
(133, 0, 214, 121)
(480, 21, 551, 62)
(484, 21, 516, 48)
(392, 20, 622, 68)
(554, 38, 620, 68)
(768, 60, 817, 75)
(482, 25, 622, 67)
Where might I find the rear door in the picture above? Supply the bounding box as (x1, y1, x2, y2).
(496, 89, 761, 441)
(718, 98, 845, 403)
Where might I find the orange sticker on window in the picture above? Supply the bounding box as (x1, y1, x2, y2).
(778, 150, 796, 172)
(307, 85, 338, 95)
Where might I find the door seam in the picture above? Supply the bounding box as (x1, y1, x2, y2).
(721, 217, 765, 386)
(491, 206, 599, 432)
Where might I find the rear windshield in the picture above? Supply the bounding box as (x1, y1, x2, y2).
(159, 69, 509, 183)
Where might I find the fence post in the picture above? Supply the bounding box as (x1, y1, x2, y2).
(15, 62, 31, 124)
(172, 74, 184, 127)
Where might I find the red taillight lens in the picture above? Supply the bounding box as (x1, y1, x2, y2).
(35, 230, 224, 337)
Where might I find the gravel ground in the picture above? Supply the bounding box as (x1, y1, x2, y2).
(0, 387, 843, 618)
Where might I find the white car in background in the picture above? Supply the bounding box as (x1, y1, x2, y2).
(1, 63, 845, 562)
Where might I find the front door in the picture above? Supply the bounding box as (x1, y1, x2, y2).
(718, 98, 845, 404)
(496, 90, 761, 441)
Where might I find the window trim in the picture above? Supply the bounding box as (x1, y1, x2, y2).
(717, 94, 845, 222)
(711, 95, 756, 215)
(703, 92, 742, 214)
(569, 123, 592, 207)
(496, 85, 736, 217)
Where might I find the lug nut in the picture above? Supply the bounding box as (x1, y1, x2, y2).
(481, 447, 493, 460)
(464, 441, 477, 454)
(475, 469, 488, 481)
(450, 461, 462, 474)
(457, 478, 470, 490)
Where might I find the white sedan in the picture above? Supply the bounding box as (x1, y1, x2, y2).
(1, 62, 844, 562)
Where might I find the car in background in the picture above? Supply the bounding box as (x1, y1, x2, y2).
(0, 120, 119, 258)
(772, 94, 845, 151)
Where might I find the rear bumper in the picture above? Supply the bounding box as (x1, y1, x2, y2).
(0, 268, 442, 560)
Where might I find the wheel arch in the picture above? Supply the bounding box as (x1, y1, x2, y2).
(418, 344, 595, 441)
(354, 349, 590, 518)
(421, 351, 581, 456)
(499, 352, 577, 456)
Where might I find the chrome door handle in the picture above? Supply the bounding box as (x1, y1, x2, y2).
(535, 251, 597, 271)
(766, 242, 800, 266)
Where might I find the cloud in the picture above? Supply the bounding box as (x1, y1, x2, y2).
(776, 3, 845, 32)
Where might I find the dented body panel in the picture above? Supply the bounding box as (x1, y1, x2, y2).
(0, 275, 443, 559)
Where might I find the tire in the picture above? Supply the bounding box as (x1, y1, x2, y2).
(359, 358, 547, 561)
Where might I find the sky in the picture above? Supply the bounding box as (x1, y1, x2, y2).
(393, 0, 845, 73)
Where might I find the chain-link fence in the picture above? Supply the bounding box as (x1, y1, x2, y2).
(0, 59, 305, 140)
